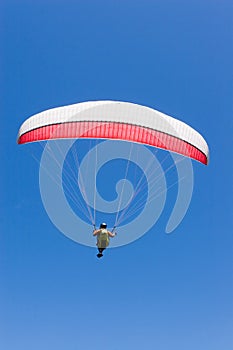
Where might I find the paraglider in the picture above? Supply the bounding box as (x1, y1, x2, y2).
(93, 223, 116, 258)
(17, 100, 209, 254)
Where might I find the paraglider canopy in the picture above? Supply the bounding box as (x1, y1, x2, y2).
(17, 100, 209, 165)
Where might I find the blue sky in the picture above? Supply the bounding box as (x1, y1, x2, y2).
(1, 1, 233, 349)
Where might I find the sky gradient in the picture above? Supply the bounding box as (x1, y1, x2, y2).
(1, 1, 233, 349)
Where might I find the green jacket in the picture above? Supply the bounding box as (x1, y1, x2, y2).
(97, 229, 110, 248)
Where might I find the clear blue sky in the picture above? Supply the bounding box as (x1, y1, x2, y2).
(1, 1, 233, 349)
